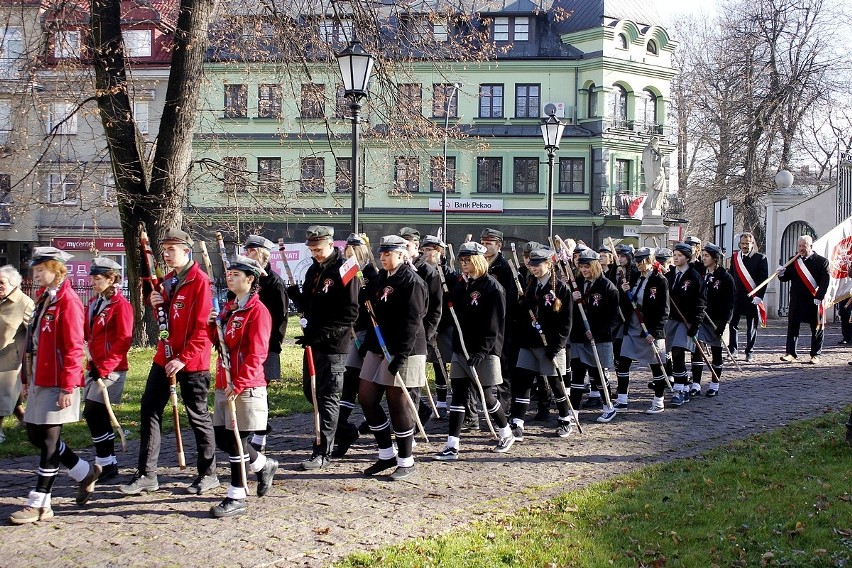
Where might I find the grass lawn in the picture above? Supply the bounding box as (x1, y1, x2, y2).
(337, 410, 852, 568)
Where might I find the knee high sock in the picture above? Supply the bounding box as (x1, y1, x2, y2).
(84, 400, 116, 465)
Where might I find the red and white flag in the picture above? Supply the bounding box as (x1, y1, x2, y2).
(811, 215, 852, 306)
(627, 195, 647, 221)
(339, 255, 359, 286)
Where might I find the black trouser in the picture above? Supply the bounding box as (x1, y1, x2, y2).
(839, 301, 852, 342)
(214, 426, 259, 489)
(137, 364, 216, 477)
(302, 350, 345, 457)
(27, 424, 82, 495)
(785, 305, 824, 358)
(729, 301, 759, 355)
(83, 400, 115, 460)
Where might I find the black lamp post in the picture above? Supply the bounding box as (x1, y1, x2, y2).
(441, 83, 460, 240)
(336, 37, 375, 234)
(540, 107, 566, 238)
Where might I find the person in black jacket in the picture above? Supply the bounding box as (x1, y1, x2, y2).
(692, 243, 734, 398)
(509, 248, 575, 440)
(567, 250, 621, 424)
(612, 244, 638, 363)
(615, 247, 670, 413)
(684, 236, 705, 276)
(728, 232, 769, 361)
(419, 235, 455, 418)
(665, 242, 707, 406)
(359, 235, 428, 480)
(332, 233, 378, 457)
(287, 226, 359, 470)
(778, 235, 830, 364)
(434, 242, 515, 460)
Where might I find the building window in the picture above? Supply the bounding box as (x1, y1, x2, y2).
(0, 100, 11, 147)
(394, 156, 420, 194)
(587, 83, 597, 118)
(558, 158, 585, 194)
(493, 17, 509, 41)
(433, 23, 448, 42)
(514, 17, 529, 41)
(647, 39, 658, 55)
(300, 157, 325, 193)
(223, 84, 247, 118)
(301, 83, 325, 119)
(493, 16, 529, 42)
(479, 84, 503, 118)
(614, 159, 630, 193)
(257, 158, 281, 193)
(134, 101, 149, 134)
(642, 89, 658, 131)
(0, 173, 10, 225)
(617, 33, 628, 49)
(102, 173, 117, 206)
(513, 158, 539, 194)
(476, 157, 502, 193)
(610, 85, 628, 128)
(398, 83, 422, 115)
(335, 157, 352, 193)
(47, 102, 78, 135)
(515, 84, 540, 118)
(222, 156, 246, 194)
(319, 19, 352, 46)
(47, 172, 79, 205)
(430, 156, 456, 193)
(258, 84, 282, 118)
(124, 30, 152, 57)
(0, 27, 24, 79)
(54, 30, 80, 59)
(432, 84, 459, 119)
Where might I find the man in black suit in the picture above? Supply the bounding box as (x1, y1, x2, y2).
(778, 235, 830, 365)
(728, 232, 769, 362)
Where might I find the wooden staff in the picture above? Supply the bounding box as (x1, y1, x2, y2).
(748, 254, 799, 297)
(215, 231, 231, 274)
(96, 378, 127, 451)
(701, 313, 743, 372)
(668, 294, 720, 383)
(305, 346, 322, 446)
(276, 238, 296, 286)
(215, 321, 248, 490)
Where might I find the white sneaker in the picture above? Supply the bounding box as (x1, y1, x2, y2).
(597, 406, 617, 423)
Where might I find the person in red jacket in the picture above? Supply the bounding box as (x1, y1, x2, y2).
(207, 255, 279, 518)
(121, 228, 218, 496)
(12, 247, 101, 525)
(83, 257, 133, 481)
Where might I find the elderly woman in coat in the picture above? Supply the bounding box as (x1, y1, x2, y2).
(0, 265, 34, 443)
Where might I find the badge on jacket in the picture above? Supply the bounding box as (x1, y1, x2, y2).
(470, 291, 480, 306)
(649, 287, 657, 299)
(322, 279, 334, 293)
(380, 286, 393, 301)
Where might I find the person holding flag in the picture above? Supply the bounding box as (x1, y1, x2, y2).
(778, 235, 830, 365)
(728, 232, 768, 362)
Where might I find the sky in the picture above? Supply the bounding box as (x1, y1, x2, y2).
(654, 0, 719, 27)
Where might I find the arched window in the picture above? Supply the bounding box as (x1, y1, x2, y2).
(587, 83, 597, 118)
(646, 39, 657, 54)
(617, 33, 628, 49)
(610, 84, 628, 128)
(643, 89, 657, 130)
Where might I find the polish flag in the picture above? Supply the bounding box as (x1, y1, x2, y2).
(339, 255, 359, 286)
(628, 195, 647, 220)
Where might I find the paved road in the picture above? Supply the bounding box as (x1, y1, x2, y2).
(0, 323, 848, 567)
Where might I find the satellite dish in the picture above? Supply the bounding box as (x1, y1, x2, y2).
(543, 103, 557, 117)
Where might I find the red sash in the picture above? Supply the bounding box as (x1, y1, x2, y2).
(733, 252, 767, 327)
(794, 257, 825, 328)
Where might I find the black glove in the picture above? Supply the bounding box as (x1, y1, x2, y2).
(387, 355, 406, 376)
(357, 340, 369, 358)
(545, 346, 560, 361)
(467, 353, 485, 369)
(294, 336, 310, 347)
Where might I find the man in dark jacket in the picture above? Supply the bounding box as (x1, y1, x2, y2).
(728, 232, 768, 362)
(287, 226, 359, 470)
(778, 235, 830, 364)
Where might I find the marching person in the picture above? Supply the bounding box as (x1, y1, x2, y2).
(612, 243, 638, 363)
(665, 243, 707, 406)
(598, 245, 615, 282)
(521, 241, 552, 421)
(684, 236, 705, 275)
(287, 226, 359, 470)
(691, 244, 734, 398)
(419, 235, 455, 418)
(359, 235, 427, 480)
(82, 258, 133, 481)
(615, 247, 670, 413)
(207, 255, 279, 518)
(568, 250, 620, 423)
(0, 265, 33, 443)
(509, 248, 575, 440)
(517, 241, 541, 286)
(728, 232, 768, 361)
(655, 248, 674, 274)
(12, 247, 101, 524)
(241, 235, 289, 452)
(778, 235, 830, 364)
(121, 228, 218, 496)
(435, 242, 513, 460)
(333, 233, 377, 457)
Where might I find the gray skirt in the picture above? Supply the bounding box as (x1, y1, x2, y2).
(697, 322, 722, 347)
(620, 316, 667, 366)
(665, 320, 691, 351)
(83, 371, 127, 405)
(24, 384, 81, 425)
(344, 330, 368, 369)
(213, 387, 268, 432)
(360, 352, 426, 388)
(449, 353, 502, 386)
(572, 342, 614, 370)
(516, 346, 567, 376)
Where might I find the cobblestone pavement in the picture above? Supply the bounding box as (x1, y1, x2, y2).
(0, 323, 849, 567)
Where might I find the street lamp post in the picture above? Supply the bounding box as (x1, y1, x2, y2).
(540, 106, 566, 239)
(441, 83, 460, 240)
(336, 37, 375, 234)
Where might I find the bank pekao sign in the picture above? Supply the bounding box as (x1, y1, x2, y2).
(428, 198, 504, 213)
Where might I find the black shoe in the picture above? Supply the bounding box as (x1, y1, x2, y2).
(389, 465, 417, 481)
(331, 426, 360, 458)
(533, 407, 551, 421)
(839, 340, 849, 345)
(98, 463, 119, 481)
(363, 458, 397, 476)
(187, 474, 220, 495)
(358, 420, 371, 435)
(705, 388, 719, 398)
(745, 353, 754, 362)
(256, 458, 278, 497)
(582, 397, 603, 410)
(76, 463, 102, 505)
(300, 454, 329, 471)
(210, 497, 246, 518)
(460, 416, 478, 432)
